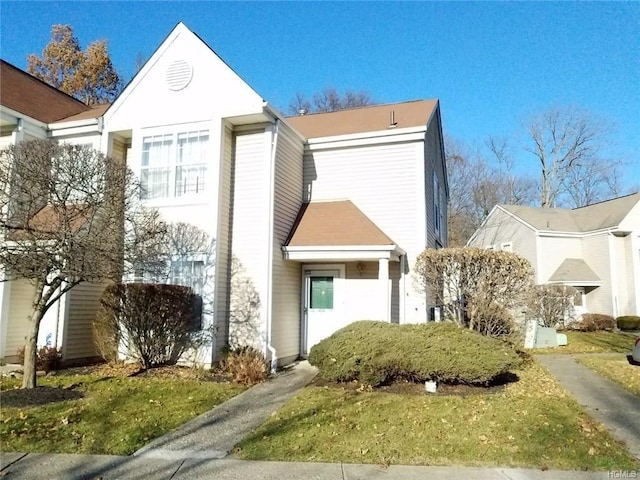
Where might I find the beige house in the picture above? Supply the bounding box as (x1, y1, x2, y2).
(0, 22, 448, 366)
(468, 193, 640, 318)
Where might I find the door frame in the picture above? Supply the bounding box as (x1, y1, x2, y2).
(301, 264, 345, 356)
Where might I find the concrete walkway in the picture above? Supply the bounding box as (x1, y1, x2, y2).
(134, 360, 318, 460)
(536, 354, 640, 459)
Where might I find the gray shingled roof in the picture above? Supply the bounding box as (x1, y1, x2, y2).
(548, 258, 601, 285)
(501, 192, 640, 232)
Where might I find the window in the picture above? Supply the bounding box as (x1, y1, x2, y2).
(140, 130, 209, 199)
(170, 259, 204, 296)
(309, 276, 333, 309)
(433, 172, 444, 238)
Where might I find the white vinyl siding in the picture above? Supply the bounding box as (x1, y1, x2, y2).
(537, 236, 583, 283)
(3, 280, 33, 361)
(345, 262, 401, 324)
(228, 129, 269, 349)
(214, 125, 234, 351)
(424, 118, 447, 248)
(581, 234, 612, 315)
(303, 142, 422, 263)
(62, 282, 106, 360)
(271, 124, 304, 362)
(468, 208, 538, 271)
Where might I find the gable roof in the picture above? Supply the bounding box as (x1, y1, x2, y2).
(501, 192, 640, 233)
(0, 59, 90, 123)
(285, 99, 438, 139)
(286, 200, 395, 247)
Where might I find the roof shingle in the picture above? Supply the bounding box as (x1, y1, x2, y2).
(0, 59, 90, 123)
(285, 99, 438, 139)
(286, 201, 396, 247)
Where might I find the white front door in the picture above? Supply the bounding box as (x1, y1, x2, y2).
(304, 268, 344, 354)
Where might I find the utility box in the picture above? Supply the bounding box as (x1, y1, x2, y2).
(524, 320, 564, 348)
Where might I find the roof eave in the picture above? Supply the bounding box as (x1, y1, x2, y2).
(282, 244, 405, 262)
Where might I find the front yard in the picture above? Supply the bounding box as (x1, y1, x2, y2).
(532, 331, 637, 354)
(235, 361, 639, 470)
(576, 354, 640, 397)
(0, 364, 246, 455)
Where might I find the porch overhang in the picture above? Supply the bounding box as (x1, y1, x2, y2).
(283, 200, 405, 263)
(282, 244, 405, 262)
(548, 258, 602, 287)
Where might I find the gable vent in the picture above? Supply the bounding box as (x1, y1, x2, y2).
(165, 60, 193, 91)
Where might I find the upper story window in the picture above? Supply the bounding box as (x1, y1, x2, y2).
(433, 172, 444, 239)
(140, 130, 209, 200)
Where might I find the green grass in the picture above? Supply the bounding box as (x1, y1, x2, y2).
(532, 331, 637, 354)
(1, 371, 246, 455)
(235, 362, 638, 470)
(576, 354, 640, 397)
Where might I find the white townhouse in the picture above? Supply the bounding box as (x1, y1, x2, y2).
(468, 194, 640, 318)
(0, 22, 448, 366)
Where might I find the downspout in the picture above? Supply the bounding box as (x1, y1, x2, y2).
(265, 119, 280, 372)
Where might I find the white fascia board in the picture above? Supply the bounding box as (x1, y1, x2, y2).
(547, 280, 602, 287)
(305, 127, 426, 151)
(49, 123, 103, 138)
(0, 106, 49, 130)
(537, 227, 622, 239)
(49, 117, 101, 131)
(282, 244, 404, 262)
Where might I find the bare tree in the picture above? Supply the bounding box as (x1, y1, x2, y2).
(522, 105, 621, 208)
(28, 24, 122, 105)
(526, 284, 579, 328)
(446, 136, 535, 246)
(0, 139, 166, 388)
(288, 87, 374, 115)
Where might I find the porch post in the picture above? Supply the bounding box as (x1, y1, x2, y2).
(378, 258, 390, 322)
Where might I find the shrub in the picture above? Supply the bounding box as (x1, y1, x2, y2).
(96, 283, 204, 369)
(578, 313, 615, 332)
(414, 247, 533, 338)
(616, 316, 640, 331)
(527, 284, 579, 328)
(218, 346, 269, 385)
(308, 320, 522, 387)
(16, 346, 61, 372)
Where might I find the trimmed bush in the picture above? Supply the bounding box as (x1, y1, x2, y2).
(308, 321, 522, 387)
(218, 346, 269, 385)
(616, 316, 640, 331)
(17, 346, 61, 373)
(96, 283, 204, 369)
(578, 313, 615, 332)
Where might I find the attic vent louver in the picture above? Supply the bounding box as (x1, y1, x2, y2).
(166, 60, 193, 91)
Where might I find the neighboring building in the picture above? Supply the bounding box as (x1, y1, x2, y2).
(0, 59, 108, 364)
(0, 22, 448, 366)
(468, 193, 640, 318)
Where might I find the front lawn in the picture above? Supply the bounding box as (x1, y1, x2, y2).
(576, 354, 640, 397)
(532, 331, 636, 354)
(235, 362, 638, 470)
(0, 365, 246, 455)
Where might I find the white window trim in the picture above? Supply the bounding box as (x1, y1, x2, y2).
(133, 123, 212, 207)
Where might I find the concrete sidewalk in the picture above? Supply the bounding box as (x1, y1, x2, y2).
(0, 453, 620, 479)
(536, 354, 640, 460)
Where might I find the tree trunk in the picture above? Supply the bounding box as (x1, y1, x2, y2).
(21, 310, 43, 389)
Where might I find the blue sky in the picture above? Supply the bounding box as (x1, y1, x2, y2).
(1, 1, 638, 189)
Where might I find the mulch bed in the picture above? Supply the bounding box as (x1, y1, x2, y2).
(310, 376, 514, 396)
